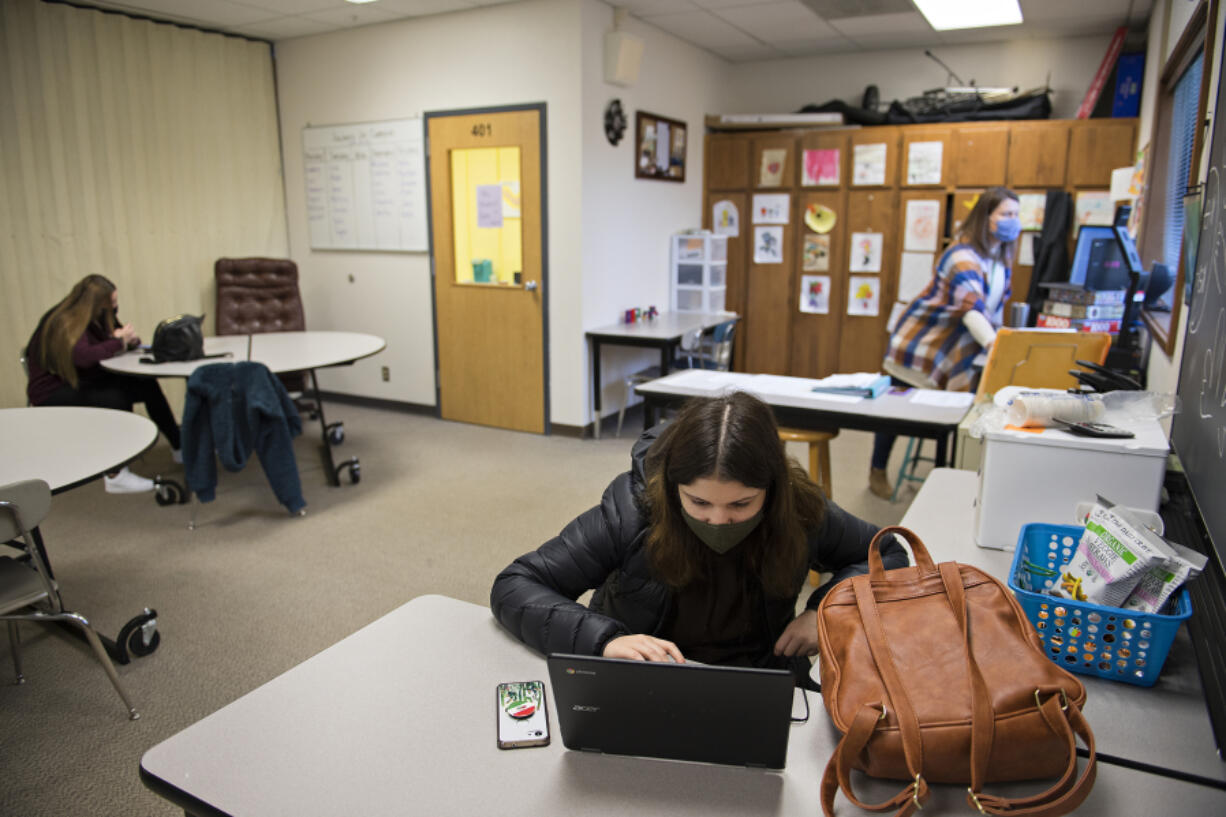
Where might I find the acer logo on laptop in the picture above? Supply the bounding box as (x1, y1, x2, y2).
(572, 705, 600, 712)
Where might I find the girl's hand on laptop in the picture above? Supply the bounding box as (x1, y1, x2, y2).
(603, 634, 686, 663)
(774, 610, 821, 657)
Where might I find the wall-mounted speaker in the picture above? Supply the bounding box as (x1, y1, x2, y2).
(604, 31, 643, 87)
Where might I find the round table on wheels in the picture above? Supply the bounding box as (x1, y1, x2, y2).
(0, 406, 163, 663)
(101, 330, 386, 486)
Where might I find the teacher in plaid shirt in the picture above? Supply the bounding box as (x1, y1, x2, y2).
(868, 186, 1021, 500)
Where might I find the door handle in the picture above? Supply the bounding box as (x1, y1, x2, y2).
(524, 280, 538, 291)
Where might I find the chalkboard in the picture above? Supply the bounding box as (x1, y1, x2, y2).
(1172, 57, 1226, 560)
(303, 118, 428, 252)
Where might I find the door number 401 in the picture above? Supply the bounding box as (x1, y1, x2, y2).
(471, 123, 493, 137)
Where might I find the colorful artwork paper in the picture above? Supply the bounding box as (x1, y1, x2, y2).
(852, 143, 887, 186)
(759, 148, 787, 186)
(803, 234, 831, 271)
(848, 275, 881, 316)
(1018, 193, 1046, 230)
(906, 141, 943, 185)
(752, 193, 790, 224)
(754, 225, 783, 264)
(1075, 191, 1114, 227)
(799, 275, 831, 314)
(802, 148, 840, 186)
(849, 232, 883, 273)
(904, 199, 940, 252)
(712, 200, 739, 237)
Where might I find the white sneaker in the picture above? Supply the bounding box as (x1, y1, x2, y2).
(171, 448, 183, 464)
(104, 466, 155, 494)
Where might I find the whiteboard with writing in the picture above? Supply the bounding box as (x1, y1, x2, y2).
(303, 118, 428, 252)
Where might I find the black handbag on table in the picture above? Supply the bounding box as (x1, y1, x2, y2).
(144, 314, 230, 364)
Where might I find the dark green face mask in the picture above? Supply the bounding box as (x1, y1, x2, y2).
(681, 507, 763, 555)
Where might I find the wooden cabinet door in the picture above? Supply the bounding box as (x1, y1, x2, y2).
(839, 190, 898, 373)
(705, 133, 750, 191)
(1067, 120, 1138, 187)
(751, 134, 797, 189)
(703, 191, 749, 370)
(849, 127, 900, 188)
(1007, 122, 1070, 188)
(743, 198, 796, 374)
(790, 190, 847, 378)
(951, 125, 1009, 187)
(900, 126, 952, 188)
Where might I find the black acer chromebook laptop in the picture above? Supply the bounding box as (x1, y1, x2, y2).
(546, 653, 796, 769)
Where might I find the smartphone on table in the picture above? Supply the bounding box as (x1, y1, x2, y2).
(496, 680, 550, 749)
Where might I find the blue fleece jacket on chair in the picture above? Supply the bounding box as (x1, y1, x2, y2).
(181, 361, 306, 514)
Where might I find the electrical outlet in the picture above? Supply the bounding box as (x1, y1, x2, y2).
(381, 366, 390, 382)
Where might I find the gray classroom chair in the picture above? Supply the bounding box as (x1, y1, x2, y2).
(0, 479, 139, 719)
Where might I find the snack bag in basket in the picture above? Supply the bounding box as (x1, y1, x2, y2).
(1054, 499, 1170, 607)
(1122, 539, 1207, 613)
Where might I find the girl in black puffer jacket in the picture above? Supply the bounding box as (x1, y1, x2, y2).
(491, 391, 907, 685)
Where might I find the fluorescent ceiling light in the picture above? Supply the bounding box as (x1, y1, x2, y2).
(913, 0, 1023, 31)
(345, 0, 379, 5)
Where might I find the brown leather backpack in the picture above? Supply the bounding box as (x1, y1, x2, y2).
(817, 526, 1096, 816)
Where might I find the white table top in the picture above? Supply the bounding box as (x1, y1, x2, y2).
(637, 370, 973, 427)
(586, 311, 738, 341)
(902, 468, 1226, 784)
(0, 407, 157, 493)
(140, 594, 1226, 816)
(101, 330, 386, 377)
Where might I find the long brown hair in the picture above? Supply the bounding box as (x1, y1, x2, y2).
(642, 391, 826, 597)
(37, 274, 117, 388)
(959, 186, 1019, 265)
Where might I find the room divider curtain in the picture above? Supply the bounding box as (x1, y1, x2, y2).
(0, 0, 288, 409)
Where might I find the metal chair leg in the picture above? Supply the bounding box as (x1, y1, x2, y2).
(60, 612, 139, 720)
(7, 620, 23, 684)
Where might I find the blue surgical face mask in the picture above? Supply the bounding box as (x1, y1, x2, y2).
(993, 216, 1022, 243)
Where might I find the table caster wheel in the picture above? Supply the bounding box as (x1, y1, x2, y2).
(117, 608, 160, 662)
(335, 458, 360, 485)
(328, 423, 345, 445)
(154, 480, 185, 506)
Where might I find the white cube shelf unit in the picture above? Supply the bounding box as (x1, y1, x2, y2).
(672, 232, 727, 313)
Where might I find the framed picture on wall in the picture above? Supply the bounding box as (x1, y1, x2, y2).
(635, 111, 687, 182)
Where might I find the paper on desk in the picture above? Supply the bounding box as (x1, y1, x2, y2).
(910, 390, 975, 408)
(748, 375, 864, 402)
(662, 369, 747, 390)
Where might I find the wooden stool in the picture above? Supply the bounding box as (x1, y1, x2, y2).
(777, 426, 839, 588)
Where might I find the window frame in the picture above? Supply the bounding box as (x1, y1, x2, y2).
(1140, 0, 1216, 356)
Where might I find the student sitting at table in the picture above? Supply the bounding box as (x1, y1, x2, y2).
(24, 274, 181, 493)
(868, 186, 1020, 499)
(490, 391, 906, 686)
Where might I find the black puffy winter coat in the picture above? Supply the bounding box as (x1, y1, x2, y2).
(490, 426, 908, 669)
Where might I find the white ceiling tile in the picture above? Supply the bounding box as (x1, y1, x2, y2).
(231, 15, 334, 40)
(87, 0, 271, 26)
(645, 10, 764, 47)
(776, 38, 860, 57)
(1018, 0, 1132, 24)
(301, 2, 400, 28)
(828, 11, 932, 36)
(713, 1, 839, 40)
(223, 0, 338, 15)
(712, 42, 791, 62)
(692, 0, 785, 8)
(842, 30, 945, 49)
(374, 0, 479, 17)
(619, 0, 700, 17)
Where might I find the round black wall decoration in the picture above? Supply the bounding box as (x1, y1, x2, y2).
(604, 99, 627, 146)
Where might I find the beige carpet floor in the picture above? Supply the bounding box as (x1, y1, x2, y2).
(0, 402, 929, 816)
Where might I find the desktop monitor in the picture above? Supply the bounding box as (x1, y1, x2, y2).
(1067, 225, 1131, 291)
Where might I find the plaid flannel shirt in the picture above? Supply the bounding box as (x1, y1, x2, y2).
(885, 243, 1009, 391)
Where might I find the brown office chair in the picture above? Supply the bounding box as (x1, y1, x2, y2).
(214, 257, 307, 393)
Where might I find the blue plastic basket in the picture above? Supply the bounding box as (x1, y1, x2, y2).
(1009, 523, 1192, 687)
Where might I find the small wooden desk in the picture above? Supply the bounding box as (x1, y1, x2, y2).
(902, 468, 1226, 788)
(585, 312, 737, 438)
(637, 370, 972, 467)
(140, 595, 1226, 816)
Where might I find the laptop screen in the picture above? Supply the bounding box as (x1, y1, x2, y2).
(546, 653, 795, 769)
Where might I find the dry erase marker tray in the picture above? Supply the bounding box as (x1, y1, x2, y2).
(1009, 523, 1192, 687)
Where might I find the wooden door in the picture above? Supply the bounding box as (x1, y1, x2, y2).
(703, 190, 749, 370)
(427, 106, 546, 433)
(790, 189, 847, 378)
(1067, 120, 1138, 187)
(705, 133, 751, 190)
